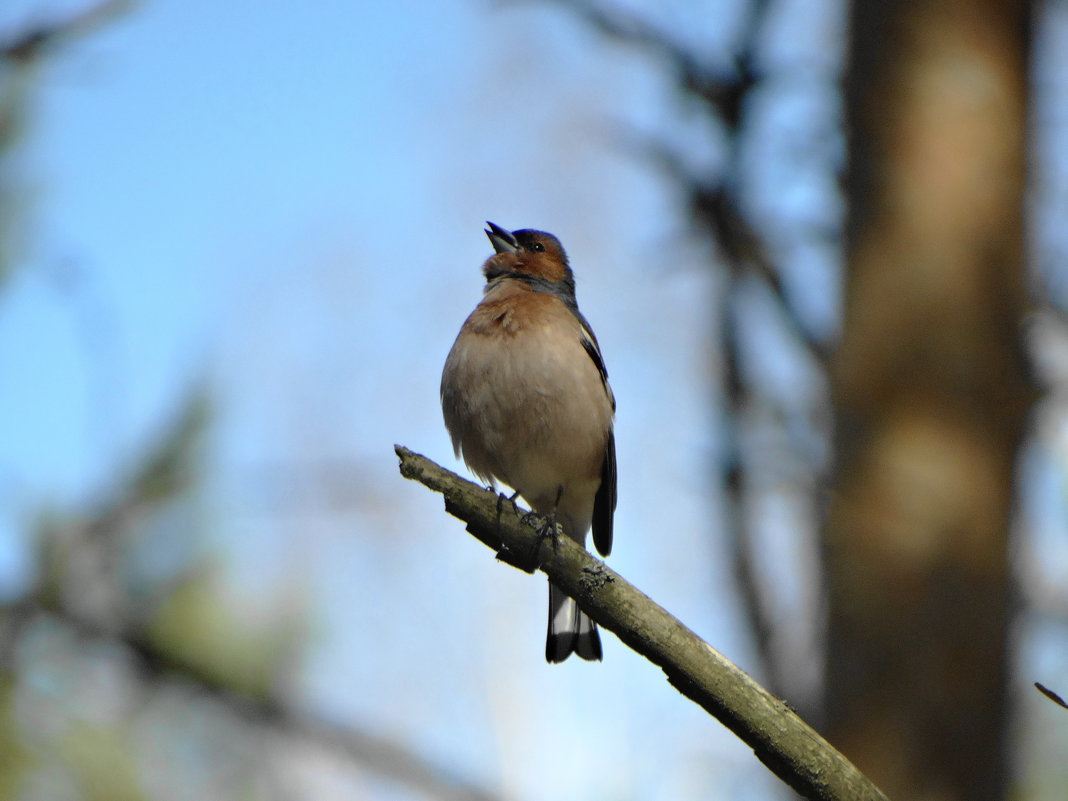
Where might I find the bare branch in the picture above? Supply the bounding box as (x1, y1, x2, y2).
(539, 0, 723, 104)
(1035, 682, 1068, 710)
(698, 184, 832, 366)
(719, 296, 786, 698)
(0, 0, 134, 64)
(4, 597, 500, 801)
(395, 445, 890, 801)
(552, 0, 831, 363)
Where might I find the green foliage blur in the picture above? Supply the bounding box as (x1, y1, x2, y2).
(0, 8, 308, 799)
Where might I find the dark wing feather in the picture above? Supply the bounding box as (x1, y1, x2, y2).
(580, 328, 614, 405)
(592, 430, 616, 556)
(579, 321, 616, 556)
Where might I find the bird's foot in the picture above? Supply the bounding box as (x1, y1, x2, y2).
(495, 489, 523, 533)
(496, 489, 522, 518)
(521, 510, 561, 563)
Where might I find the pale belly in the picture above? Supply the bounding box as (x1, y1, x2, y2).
(441, 329, 612, 506)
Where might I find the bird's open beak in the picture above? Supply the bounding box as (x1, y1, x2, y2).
(485, 221, 519, 254)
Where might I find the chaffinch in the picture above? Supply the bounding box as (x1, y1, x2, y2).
(441, 222, 617, 662)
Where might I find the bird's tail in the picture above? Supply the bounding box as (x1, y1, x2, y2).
(546, 582, 602, 662)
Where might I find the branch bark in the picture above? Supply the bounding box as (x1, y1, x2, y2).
(395, 445, 890, 801)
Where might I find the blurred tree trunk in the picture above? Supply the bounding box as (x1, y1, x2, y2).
(826, 1, 1033, 799)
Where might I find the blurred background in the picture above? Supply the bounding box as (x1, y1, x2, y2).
(0, 0, 1066, 799)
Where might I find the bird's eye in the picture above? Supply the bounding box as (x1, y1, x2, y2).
(530, 242, 545, 252)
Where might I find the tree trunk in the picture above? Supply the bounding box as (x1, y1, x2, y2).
(826, 1, 1034, 799)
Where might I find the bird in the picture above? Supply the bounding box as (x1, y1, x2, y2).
(440, 221, 617, 662)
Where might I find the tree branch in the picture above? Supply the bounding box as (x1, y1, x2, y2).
(395, 445, 890, 801)
(0, 0, 133, 64)
(3, 594, 501, 801)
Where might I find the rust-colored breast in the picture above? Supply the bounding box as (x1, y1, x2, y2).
(466, 283, 559, 337)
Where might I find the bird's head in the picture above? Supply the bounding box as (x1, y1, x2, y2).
(483, 221, 571, 283)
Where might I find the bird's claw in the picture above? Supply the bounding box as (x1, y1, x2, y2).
(522, 511, 560, 563)
(495, 490, 523, 529)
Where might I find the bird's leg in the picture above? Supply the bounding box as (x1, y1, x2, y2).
(522, 485, 563, 562)
(493, 489, 548, 572)
(495, 489, 522, 530)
